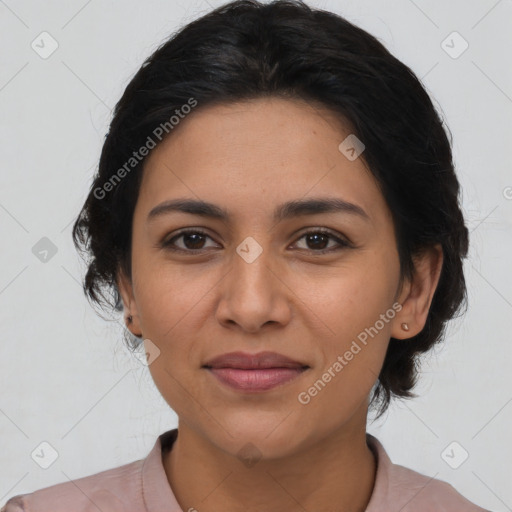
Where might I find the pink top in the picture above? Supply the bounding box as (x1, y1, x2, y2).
(1, 429, 491, 512)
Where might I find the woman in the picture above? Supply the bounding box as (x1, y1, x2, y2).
(2, 0, 493, 510)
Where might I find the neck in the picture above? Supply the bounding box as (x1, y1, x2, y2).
(163, 408, 376, 512)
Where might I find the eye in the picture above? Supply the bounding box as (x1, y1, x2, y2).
(292, 229, 351, 254)
(161, 228, 351, 255)
(161, 229, 218, 252)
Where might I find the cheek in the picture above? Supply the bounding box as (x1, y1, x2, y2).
(133, 256, 213, 340)
(296, 276, 394, 422)
(293, 258, 395, 338)
(294, 259, 395, 393)
(137, 268, 210, 414)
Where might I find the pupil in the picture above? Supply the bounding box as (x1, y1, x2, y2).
(308, 233, 327, 250)
(185, 233, 204, 249)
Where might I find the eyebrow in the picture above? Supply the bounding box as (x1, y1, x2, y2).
(147, 197, 370, 224)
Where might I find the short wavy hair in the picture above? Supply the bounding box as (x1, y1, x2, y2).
(72, 0, 469, 419)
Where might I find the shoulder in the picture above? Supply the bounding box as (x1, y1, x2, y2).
(1, 429, 177, 512)
(389, 462, 491, 511)
(366, 434, 492, 512)
(1, 458, 145, 512)
(1, 495, 26, 512)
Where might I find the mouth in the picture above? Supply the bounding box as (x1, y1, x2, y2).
(202, 351, 310, 392)
(204, 367, 309, 392)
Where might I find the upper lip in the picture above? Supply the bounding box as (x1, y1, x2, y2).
(203, 351, 309, 370)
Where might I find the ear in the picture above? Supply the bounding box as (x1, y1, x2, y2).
(391, 244, 443, 339)
(117, 267, 142, 338)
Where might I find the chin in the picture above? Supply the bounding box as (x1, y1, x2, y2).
(205, 413, 309, 461)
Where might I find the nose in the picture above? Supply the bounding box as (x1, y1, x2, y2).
(215, 242, 292, 334)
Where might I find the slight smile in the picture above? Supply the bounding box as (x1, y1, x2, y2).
(202, 351, 311, 392)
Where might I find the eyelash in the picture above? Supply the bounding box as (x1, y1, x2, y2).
(161, 228, 352, 255)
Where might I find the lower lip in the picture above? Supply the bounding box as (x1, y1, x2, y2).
(206, 367, 307, 392)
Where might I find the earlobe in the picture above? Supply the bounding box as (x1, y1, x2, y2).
(392, 244, 443, 340)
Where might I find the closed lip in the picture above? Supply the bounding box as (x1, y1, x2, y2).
(202, 351, 309, 370)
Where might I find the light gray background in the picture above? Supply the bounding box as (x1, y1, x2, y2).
(1, 0, 511, 510)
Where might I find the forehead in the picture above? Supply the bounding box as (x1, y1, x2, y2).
(137, 97, 390, 225)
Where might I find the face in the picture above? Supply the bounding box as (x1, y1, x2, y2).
(118, 97, 441, 459)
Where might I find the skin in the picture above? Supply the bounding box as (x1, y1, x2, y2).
(117, 97, 443, 512)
